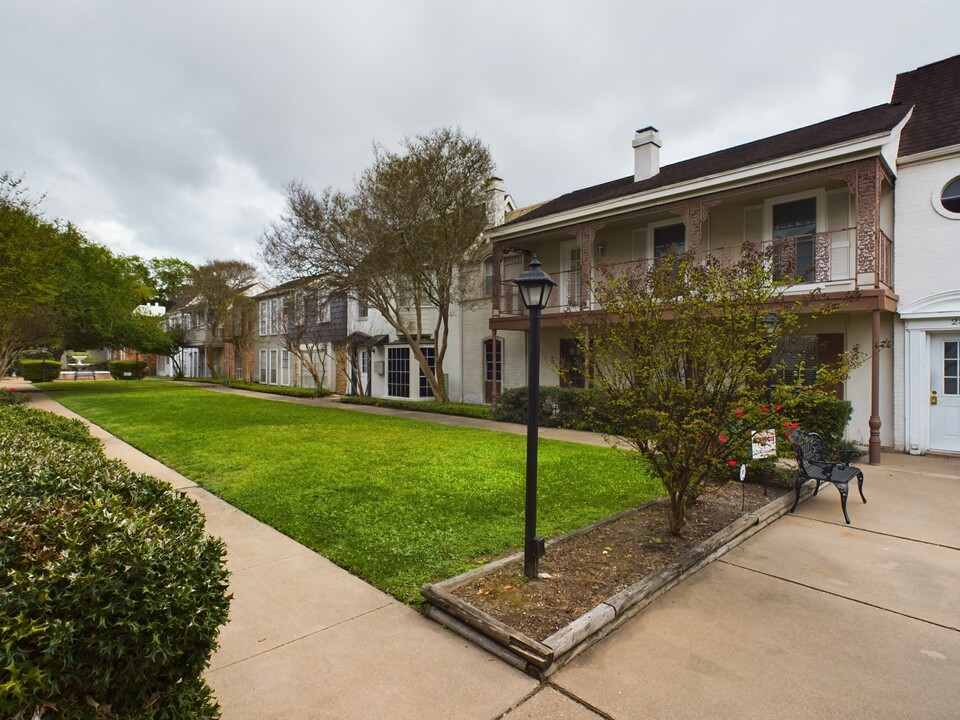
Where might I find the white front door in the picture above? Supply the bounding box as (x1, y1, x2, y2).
(930, 335, 960, 453)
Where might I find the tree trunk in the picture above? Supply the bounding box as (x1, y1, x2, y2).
(668, 491, 686, 536)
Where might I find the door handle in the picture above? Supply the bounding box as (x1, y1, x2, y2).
(931, 390, 938, 406)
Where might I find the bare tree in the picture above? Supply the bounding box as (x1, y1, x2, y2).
(224, 294, 258, 382)
(180, 260, 258, 378)
(261, 127, 494, 401)
(272, 280, 336, 389)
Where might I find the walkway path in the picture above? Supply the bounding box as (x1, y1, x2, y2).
(8, 379, 959, 719)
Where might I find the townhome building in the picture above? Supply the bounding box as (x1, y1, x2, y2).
(158, 282, 265, 379)
(254, 278, 393, 394)
(891, 55, 960, 455)
(394, 177, 519, 404)
(484, 54, 960, 462)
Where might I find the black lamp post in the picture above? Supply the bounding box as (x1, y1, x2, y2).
(40, 347, 48, 382)
(512, 255, 556, 580)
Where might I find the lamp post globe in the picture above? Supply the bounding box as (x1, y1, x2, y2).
(512, 255, 556, 580)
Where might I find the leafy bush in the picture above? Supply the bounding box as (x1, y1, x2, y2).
(775, 388, 853, 447)
(107, 359, 150, 380)
(0, 402, 101, 449)
(18, 358, 62, 382)
(0, 404, 231, 719)
(493, 386, 622, 433)
(339, 395, 493, 419)
(0, 388, 27, 405)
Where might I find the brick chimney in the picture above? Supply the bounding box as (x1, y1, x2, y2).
(633, 127, 661, 182)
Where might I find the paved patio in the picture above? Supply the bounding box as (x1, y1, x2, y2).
(8, 380, 959, 719)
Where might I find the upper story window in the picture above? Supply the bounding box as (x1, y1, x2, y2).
(259, 298, 280, 335)
(940, 177, 960, 215)
(772, 196, 817, 283)
(358, 298, 369, 319)
(653, 223, 685, 260)
(648, 220, 685, 284)
(483, 257, 494, 297)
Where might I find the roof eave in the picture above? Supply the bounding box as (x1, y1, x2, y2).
(488, 127, 905, 241)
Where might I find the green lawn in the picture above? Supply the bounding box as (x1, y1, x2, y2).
(41, 381, 661, 602)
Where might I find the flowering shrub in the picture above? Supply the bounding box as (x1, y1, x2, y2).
(0, 387, 27, 405)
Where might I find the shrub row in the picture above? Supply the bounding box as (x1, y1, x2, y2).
(492, 385, 853, 447)
(181, 377, 333, 398)
(17, 358, 62, 382)
(338, 395, 494, 420)
(107, 359, 151, 379)
(492, 386, 623, 433)
(0, 404, 231, 719)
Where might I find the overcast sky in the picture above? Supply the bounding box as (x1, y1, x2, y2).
(1, 1, 956, 273)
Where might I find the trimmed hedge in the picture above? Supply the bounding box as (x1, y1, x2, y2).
(182, 377, 332, 398)
(108, 359, 150, 380)
(339, 395, 493, 420)
(492, 386, 623, 433)
(0, 404, 231, 719)
(18, 359, 62, 382)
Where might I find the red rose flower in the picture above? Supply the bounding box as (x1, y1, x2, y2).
(727, 459, 737, 467)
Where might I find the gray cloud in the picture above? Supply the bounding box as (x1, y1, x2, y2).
(2, 0, 956, 269)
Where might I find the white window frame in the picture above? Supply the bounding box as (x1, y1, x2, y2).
(646, 218, 686, 260)
(763, 189, 827, 242)
(764, 188, 826, 286)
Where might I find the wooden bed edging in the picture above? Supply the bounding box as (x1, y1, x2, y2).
(422, 481, 814, 680)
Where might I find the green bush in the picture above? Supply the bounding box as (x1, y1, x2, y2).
(18, 359, 62, 382)
(0, 402, 101, 449)
(0, 404, 231, 719)
(775, 389, 853, 447)
(339, 395, 493, 419)
(0, 388, 28, 406)
(108, 359, 150, 380)
(182, 377, 333, 398)
(493, 386, 623, 433)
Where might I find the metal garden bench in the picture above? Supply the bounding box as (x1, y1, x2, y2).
(789, 429, 865, 524)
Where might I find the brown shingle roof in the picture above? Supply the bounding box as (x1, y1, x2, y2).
(508, 103, 910, 226)
(892, 54, 960, 157)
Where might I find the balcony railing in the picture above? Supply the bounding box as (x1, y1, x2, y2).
(494, 226, 891, 319)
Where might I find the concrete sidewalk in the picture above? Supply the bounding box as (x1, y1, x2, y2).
(9, 380, 959, 718)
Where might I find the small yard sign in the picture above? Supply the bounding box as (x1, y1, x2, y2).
(123, 372, 132, 377)
(751, 429, 777, 459)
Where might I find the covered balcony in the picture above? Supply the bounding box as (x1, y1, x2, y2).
(490, 157, 897, 330)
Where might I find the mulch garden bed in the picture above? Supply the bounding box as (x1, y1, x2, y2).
(450, 479, 791, 641)
(423, 475, 800, 678)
